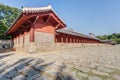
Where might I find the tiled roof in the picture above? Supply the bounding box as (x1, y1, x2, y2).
(22, 5, 66, 25)
(56, 28, 100, 41)
(5, 5, 66, 35)
(22, 5, 52, 13)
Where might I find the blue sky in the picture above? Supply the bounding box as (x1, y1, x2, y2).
(0, 0, 120, 35)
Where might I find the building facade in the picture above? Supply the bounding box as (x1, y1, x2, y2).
(5, 5, 101, 52)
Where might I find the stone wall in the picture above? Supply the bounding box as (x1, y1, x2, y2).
(0, 39, 13, 51)
(34, 31, 55, 52)
(35, 31, 54, 43)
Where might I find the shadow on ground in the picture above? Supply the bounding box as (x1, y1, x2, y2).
(0, 53, 13, 59)
(0, 56, 73, 80)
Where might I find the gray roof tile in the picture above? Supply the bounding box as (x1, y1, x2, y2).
(56, 28, 100, 41)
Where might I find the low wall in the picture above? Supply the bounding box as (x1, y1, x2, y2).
(0, 39, 13, 51)
(35, 43, 105, 53)
(13, 42, 105, 53)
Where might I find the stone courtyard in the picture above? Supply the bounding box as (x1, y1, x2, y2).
(0, 45, 120, 80)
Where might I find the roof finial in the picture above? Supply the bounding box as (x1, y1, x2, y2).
(48, 3, 52, 8)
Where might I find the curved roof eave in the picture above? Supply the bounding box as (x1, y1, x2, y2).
(5, 5, 66, 35)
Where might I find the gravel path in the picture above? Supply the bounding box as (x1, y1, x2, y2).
(0, 45, 120, 80)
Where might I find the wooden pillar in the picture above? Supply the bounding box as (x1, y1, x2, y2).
(74, 37, 75, 43)
(70, 35, 72, 43)
(72, 36, 74, 43)
(66, 35, 68, 43)
(23, 30, 25, 46)
(61, 36, 64, 43)
(75, 37, 77, 43)
(30, 24, 35, 42)
(68, 35, 70, 43)
(63, 34, 65, 43)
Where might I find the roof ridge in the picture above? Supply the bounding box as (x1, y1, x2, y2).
(57, 28, 100, 40)
(22, 5, 52, 12)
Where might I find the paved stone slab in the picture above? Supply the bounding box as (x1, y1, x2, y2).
(76, 66, 90, 73)
(27, 59, 41, 66)
(62, 75, 72, 80)
(34, 75, 54, 80)
(88, 76, 102, 80)
(15, 63, 26, 71)
(97, 66, 114, 73)
(26, 73, 41, 80)
(34, 65, 48, 72)
(45, 69, 61, 77)
(89, 63, 100, 68)
(113, 75, 120, 80)
(19, 67, 39, 77)
(48, 65, 61, 70)
(0, 68, 5, 73)
(91, 70, 109, 76)
(12, 74, 26, 80)
(5, 69, 18, 78)
(0, 78, 10, 80)
(77, 72, 88, 78)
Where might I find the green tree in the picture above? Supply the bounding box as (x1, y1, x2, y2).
(96, 33, 120, 44)
(0, 3, 21, 39)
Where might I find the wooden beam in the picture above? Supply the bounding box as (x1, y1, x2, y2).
(50, 13, 65, 28)
(33, 16, 39, 24)
(55, 24, 60, 29)
(45, 15, 51, 23)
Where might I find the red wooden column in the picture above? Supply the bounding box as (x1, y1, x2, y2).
(68, 35, 70, 43)
(73, 36, 75, 43)
(63, 34, 65, 43)
(61, 35, 64, 43)
(72, 36, 74, 43)
(66, 35, 68, 43)
(30, 24, 35, 42)
(70, 36, 72, 43)
(77, 37, 79, 43)
(22, 29, 25, 46)
(75, 37, 77, 43)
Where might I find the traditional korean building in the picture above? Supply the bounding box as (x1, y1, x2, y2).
(5, 5, 101, 52)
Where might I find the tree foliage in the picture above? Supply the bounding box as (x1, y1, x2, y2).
(0, 3, 21, 39)
(96, 33, 120, 44)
